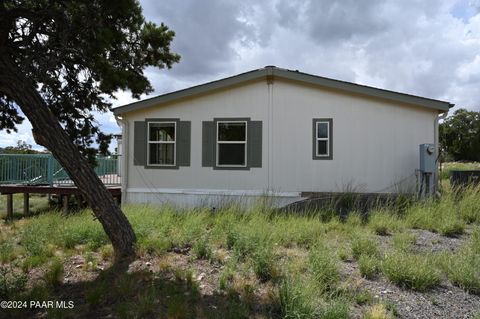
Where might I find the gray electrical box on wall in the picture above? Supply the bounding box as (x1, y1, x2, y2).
(419, 143, 436, 173)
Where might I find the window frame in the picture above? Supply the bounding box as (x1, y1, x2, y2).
(216, 120, 248, 168)
(146, 121, 177, 167)
(312, 118, 333, 160)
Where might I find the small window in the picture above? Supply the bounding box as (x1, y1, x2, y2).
(217, 121, 247, 167)
(147, 122, 176, 166)
(313, 119, 332, 160)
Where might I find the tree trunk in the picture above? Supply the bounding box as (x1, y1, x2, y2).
(0, 55, 136, 262)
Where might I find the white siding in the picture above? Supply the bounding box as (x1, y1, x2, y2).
(121, 78, 437, 206)
(271, 80, 435, 193)
(125, 80, 270, 191)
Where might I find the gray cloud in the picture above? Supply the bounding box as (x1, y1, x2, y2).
(3, 0, 480, 148)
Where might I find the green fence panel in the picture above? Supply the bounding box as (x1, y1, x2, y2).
(0, 154, 120, 185)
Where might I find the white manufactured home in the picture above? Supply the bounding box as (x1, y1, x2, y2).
(112, 66, 452, 207)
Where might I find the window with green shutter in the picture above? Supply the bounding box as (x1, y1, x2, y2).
(133, 118, 191, 169)
(202, 118, 262, 170)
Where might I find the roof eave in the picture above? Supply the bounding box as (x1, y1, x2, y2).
(112, 67, 452, 115)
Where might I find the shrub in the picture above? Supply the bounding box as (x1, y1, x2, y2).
(309, 244, 339, 292)
(358, 255, 380, 279)
(351, 235, 379, 260)
(382, 252, 440, 291)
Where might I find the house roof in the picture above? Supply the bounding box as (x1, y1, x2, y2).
(112, 66, 453, 115)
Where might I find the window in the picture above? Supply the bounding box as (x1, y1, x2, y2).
(313, 119, 332, 160)
(216, 121, 247, 167)
(147, 122, 176, 166)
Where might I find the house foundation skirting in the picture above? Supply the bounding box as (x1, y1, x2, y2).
(124, 188, 303, 208)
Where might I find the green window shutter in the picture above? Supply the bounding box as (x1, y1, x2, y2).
(247, 121, 262, 168)
(133, 121, 146, 166)
(202, 121, 215, 167)
(176, 121, 191, 166)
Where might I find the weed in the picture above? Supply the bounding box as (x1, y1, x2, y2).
(391, 232, 417, 252)
(274, 278, 314, 319)
(368, 210, 403, 235)
(309, 244, 339, 293)
(138, 235, 172, 256)
(42, 258, 64, 288)
(320, 300, 350, 319)
(135, 286, 157, 318)
(382, 252, 440, 291)
(0, 240, 16, 263)
(442, 230, 480, 295)
(355, 290, 374, 305)
(83, 252, 97, 271)
(337, 247, 350, 262)
(364, 303, 393, 319)
(358, 255, 380, 279)
(351, 235, 379, 260)
(192, 237, 212, 260)
(252, 244, 277, 282)
(458, 186, 480, 224)
(86, 280, 109, 307)
(0, 265, 27, 298)
(405, 197, 465, 237)
(99, 245, 113, 260)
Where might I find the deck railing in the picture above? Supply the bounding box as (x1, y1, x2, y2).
(0, 154, 120, 186)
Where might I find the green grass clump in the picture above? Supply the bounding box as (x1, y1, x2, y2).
(0, 265, 27, 298)
(442, 229, 480, 295)
(382, 252, 440, 291)
(0, 240, 16, 263)
(391, 232, 417, 252)
(363, 303, 393, 319)
(406, 196, 465, 237)
(251, 244, 276, 282)
(192, 237, 213, 260)
(275, 278, 315, 319)
(351, 235, 379, 260)
(319, 300, 350, 319)
(309, 244, 339, 292)
(368, 210, 403, 236)
(458, 186, 480, 224)
(42, 258, 64, 288)
(358, 255, 380, 279)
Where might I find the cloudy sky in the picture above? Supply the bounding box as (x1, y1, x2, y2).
(2, 0, 480, 150)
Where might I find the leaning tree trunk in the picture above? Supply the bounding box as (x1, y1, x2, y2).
(0, 55, 136, 262)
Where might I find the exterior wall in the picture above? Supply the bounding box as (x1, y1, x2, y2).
(121, 78, 437, 207)
(123, 80, 285, 207)
(271, 80, 436, 193)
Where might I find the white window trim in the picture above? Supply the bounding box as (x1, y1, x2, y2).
(315, 121, 330, 157)
(147, 121, 176, 166)
(216, 120, 247, 167)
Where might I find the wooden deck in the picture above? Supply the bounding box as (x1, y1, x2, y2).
(0, 184, 121, 219)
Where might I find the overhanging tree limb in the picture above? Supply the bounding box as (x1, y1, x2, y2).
(0, 0, 180, 261)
